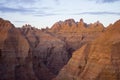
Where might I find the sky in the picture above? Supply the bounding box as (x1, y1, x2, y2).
(0, 0, 120, 28)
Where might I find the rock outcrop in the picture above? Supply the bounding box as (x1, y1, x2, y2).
(20, 24, 70, 80)
(54, 20, 120, 80)
(2, 17, 120, 80)
(50, 18, 104, 33)
(0, 18, 37, 80)
(16, 19, 105, 80)
(48, 18, 104, 53)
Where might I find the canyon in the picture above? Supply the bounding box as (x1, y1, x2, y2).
(0, 17, 120, 80)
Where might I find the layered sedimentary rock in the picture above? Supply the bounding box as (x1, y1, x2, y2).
(50, 18, 104, 33)
(20, 24, 70, 80)
(54, 20, 120, 80)
(0, 18, 106, 80)
(49, 18, 104, 52)
(0, 18, 37, 80)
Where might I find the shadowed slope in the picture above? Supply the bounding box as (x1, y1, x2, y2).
(0, 18, 37, 80)
(54, 20, 120, 80)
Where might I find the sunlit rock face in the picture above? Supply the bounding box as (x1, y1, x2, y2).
(0, 18, 105, 80)
(49, 18, 104, 54)
(3, 17, 120, 80)
(54, 20, 120, 80)
(50, 18, 104, 33)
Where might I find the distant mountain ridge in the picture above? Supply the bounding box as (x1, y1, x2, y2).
(50, 18, 104, 33)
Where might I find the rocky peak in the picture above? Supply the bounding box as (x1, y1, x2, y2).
(50, 19, 77, 32)
(108, 23, 113, 27)
(54, 19, 120, 80)
(0, 18, 14, 30)
(106, 20, 120, 33)
(79, 18, 85, 25)
(64, 19, 76, 28)
(50, 18, 105, 33)
(64, 19, 75, 23)
(80, 18, 84, 23)
(20, 24, 39, 35)
(1, 17, 120, 80)
(88, 21, 104, 32)
(52, 21, 63, 28)
(50, 21, 63, 32)
(94, 21, 102, 26)
(112, 19, 120, 28)
(22, 24, 33, 29)
(77, 18, 87, 28)
(0, 18, 34, 80)
(0, 18, 15, 47)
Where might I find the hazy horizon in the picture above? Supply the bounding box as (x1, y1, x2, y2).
(0, 0, 120, 28)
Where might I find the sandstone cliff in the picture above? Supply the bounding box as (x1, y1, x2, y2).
(50, 18, 104, 33)
(19, 24, 70, 80)
(54, 19, 120, 80)
(1, 17, 119, 80)
(19, 19, 105, 80)
(48, 18, 104, 52)
(0, 18, 37, 80)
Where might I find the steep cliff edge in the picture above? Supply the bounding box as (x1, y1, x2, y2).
(2, 17, 119, 80)
(54, 20, 120, 80)
(0, 18, 37, 80)
(19, 19, 105, 80)
(19, 24, 70, 80)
